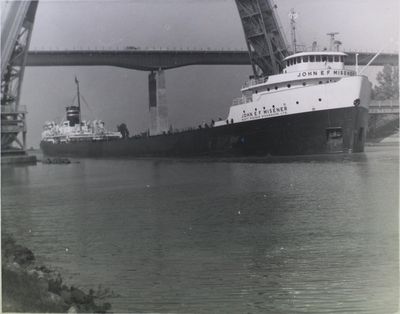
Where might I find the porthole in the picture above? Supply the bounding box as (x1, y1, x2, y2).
(319, 81, 323, 84)
(267, 88, 270, 91)
(275, 86, 278, 90)
(263, 107, 265, 110)
(302, 82, 306, 86)
(296, 101, 299, 104)
(318, 98, 322, 102)
(243, 110, 245, 113)
(287, 84, 291, 88)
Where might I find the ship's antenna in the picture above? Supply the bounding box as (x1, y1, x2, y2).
(75, 76, 82, 131)
(327, 32, 339, 51)
(355, 53, 359, 75)
(289, 8, 298, 53)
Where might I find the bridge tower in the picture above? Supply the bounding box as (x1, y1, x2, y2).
(234, 0, 289, 78)
(1, 0, 38, 158)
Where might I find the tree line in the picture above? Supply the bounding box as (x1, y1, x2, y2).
(372, 64, 399, 100)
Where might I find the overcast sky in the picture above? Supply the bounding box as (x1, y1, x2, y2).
(19, 0, 399, 146)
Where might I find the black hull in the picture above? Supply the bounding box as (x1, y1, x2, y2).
(40, 106, 369, 158)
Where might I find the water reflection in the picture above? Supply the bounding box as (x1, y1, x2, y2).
(1, 145, 398, 313)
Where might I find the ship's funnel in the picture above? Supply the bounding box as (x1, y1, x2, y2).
(66, 105, 80, 126)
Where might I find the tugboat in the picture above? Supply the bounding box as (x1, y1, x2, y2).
(40, 50, 371, 158)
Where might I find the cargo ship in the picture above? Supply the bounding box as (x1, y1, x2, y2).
(40, 51, 371, 158)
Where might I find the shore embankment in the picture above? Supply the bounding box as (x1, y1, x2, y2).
(2, 234, 112, 313)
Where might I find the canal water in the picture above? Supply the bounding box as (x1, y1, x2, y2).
(2, 144, 398, 313)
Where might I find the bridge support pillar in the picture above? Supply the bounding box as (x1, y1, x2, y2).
(148, 69, 169, 136)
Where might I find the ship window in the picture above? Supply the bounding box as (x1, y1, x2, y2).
(293, 58, 297, 64)
(319, 81, 323, 84)
(322, 56, 327, 62)
(334, 56, 339, 62)
(275, 86, 278, 90)
(296, 57, 301, 63)
(316, 55, 321, 62)
(263, 107, 265, 109)
(328, 56, 333, 62)
(302, 56, 308, 62)
(243, 110, 245, 113)
(340, 56, 344, 62)
(296, 101, 299, 104)
(267, 87, 270, 91)
(318, 98, 322, 102)
(287, 84, 291, 88)
(302, 82, 306, 86)
(310, 55, 315, 62)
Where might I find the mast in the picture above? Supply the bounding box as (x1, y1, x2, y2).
(75, 76, 82, 130)
(289, 8, 298, 53)
(327, 32, 339, 51)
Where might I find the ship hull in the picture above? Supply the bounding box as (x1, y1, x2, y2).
(40, 105, 369, 158)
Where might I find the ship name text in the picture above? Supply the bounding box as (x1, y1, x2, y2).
(241, 105, 288, 121)
(297, 70, 355, 78)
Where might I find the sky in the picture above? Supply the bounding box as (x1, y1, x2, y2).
(16, 0, 400, 146)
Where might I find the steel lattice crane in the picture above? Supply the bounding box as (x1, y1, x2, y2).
(235, 0, 289, 78)
(1, 0, 39, 154)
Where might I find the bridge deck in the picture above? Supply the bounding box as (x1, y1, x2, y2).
(26, 50, 399, 71)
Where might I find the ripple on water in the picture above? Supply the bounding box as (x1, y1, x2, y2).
(1, 145, 398, 313)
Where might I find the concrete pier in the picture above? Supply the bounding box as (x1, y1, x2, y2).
(148, 70, 169, 136)
(1, 151, 36, 165)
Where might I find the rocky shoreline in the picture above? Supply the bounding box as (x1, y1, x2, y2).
(2, 234, 112, 313)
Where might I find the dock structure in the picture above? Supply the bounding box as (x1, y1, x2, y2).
(368, 100, 399, 141)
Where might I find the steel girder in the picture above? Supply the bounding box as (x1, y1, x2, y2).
(235, 0, 289, 77)
(1, 1, 38, 151)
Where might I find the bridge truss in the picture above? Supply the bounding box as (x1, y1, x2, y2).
(1, 0, 38, 153)
(235, 0, 289, 78)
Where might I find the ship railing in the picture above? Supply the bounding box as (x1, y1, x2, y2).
(232, 96, 252, 106)
(242, 77, 269, 89)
